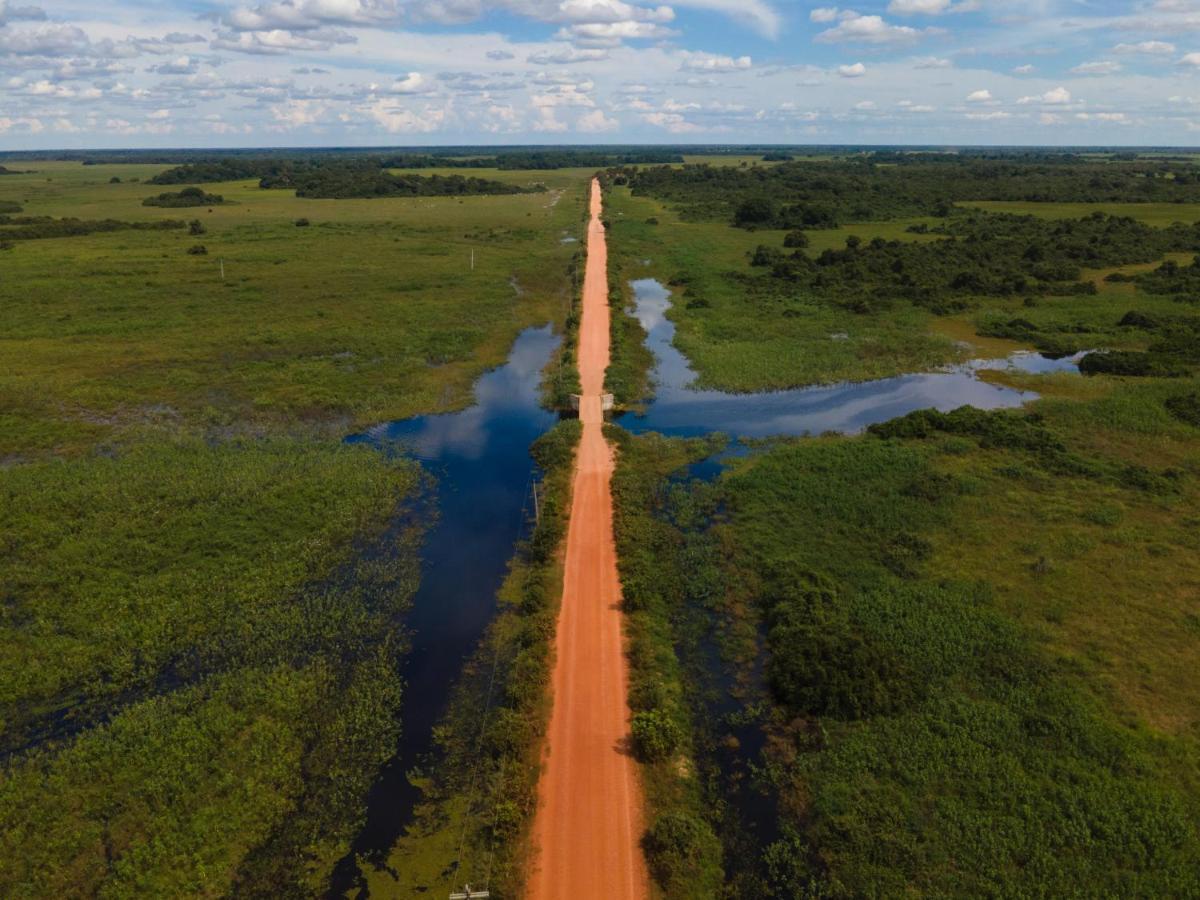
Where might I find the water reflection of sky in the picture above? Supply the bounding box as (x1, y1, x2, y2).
(616, 278, 1081, 439)
(338, 324, 560, 871)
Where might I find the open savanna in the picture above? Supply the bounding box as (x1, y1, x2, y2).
(603, 183, 966, 393)
(963, 199, 1200, 227)
(0, 158, 594, 897)
(0, 160, 589, 458)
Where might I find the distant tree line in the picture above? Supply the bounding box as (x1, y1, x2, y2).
(0, 216, 185, 243)
(258, 168, 544, 199)
(616, 157, 1200, 227)
(147, 150, 685, 187)
(751, 211, 1200, 315)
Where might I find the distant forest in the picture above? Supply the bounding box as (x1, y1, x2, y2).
(617, 156, 1200, 226)
(145, 150, 685, 187)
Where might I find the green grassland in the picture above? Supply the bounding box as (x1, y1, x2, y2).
(0, 161, 588, 459)
(0, 438, 421, 896)
(0, 158, 596, 896)
(602, 160, 1200, 897)
(602, 167, 1200, 395)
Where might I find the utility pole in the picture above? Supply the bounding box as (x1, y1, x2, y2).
(532, 482, 541, 527)
(219, 258, 225, 280)
(470, 248, 475, 271)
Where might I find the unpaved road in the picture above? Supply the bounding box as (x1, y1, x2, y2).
(527, 179, 649, 899)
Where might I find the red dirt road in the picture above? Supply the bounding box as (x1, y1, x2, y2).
(527, 180, 649, 899)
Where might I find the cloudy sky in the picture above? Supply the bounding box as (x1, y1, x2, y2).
(2, 0, 1200, 147)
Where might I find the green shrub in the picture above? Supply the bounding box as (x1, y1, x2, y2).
(631, 709, 680, 762)
(1079, 351, 1189, 377)
(642, 812, 723, 895)
(188, 219, 206, 235)
(767, 617, 916, 719)
(1165, 393, 1200, 427)
(143, 187, 224, 208)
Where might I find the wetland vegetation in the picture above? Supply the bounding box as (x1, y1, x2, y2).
(603, 150, 1200, 898)
(3, 146, 1199, 898)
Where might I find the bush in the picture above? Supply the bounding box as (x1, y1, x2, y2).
(642, 812, 723, 894)
(109, 176, 121, 184)
(767, 618, 916, 719)
(188, 219, 206, 236)
(645, 217, 658, 225)
(187, 244, 208, 255)
(294, 217, 310, 227)
(143, 187, 224, 208)
(783, 229, 809, 249)
(734, 197, 775, 227)
(1078, 351, 1189, 378)
(1165, 393, 1200, 427)
(751, 245, 784, 267)
(631, 709, 680, 762)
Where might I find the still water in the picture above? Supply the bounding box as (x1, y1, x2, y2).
(332, 325, 559, 891)
(616, 278, 1081, 438)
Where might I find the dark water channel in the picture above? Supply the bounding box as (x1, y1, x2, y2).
(616, 277, 1082, 439)
(331, 325, 559, 894)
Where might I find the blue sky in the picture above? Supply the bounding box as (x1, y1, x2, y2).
(2, 0, 1200, 147)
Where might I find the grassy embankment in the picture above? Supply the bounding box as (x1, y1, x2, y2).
(0, 160, 592, 895)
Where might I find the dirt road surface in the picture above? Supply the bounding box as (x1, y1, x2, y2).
(526, 179, 649, 899)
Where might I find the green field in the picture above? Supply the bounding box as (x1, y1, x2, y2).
(614, 383, 1200, 896)
(0, 156, 595, 896)
(0, 161, 588, 458)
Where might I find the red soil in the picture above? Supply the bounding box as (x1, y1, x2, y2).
(526, 179, 649, 899)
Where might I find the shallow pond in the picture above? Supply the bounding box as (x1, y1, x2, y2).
(333, 325, 559, 887)
(615, 278, 1082, 438)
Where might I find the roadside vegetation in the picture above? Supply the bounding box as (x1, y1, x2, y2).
(602, 151, 1200, 897)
